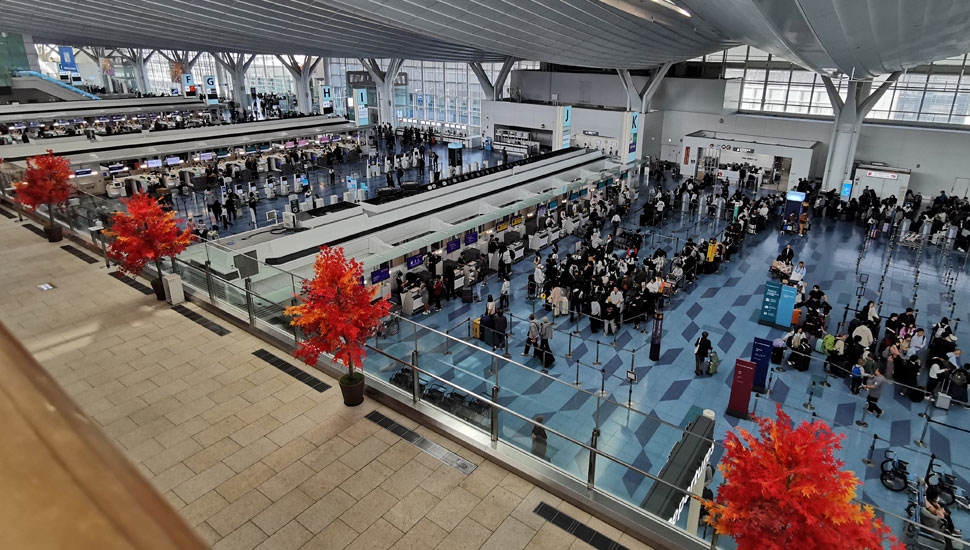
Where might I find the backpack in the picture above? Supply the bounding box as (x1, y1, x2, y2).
(851, 365, 863, 377)
(822, 334, 836, 354)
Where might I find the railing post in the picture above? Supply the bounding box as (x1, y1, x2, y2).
(411, 352, 421, 405)
(490, 385, 500, 442)
(587, 428, 600, 490)
(565, 332, 574, 359)
(914, 413, 931, 448)
(593, 340, 601, 365)
(444, 329, 451, 355)
(598, 368, 607, 397)
(244, 278, 256, 327)
(204, 260, 216, 303)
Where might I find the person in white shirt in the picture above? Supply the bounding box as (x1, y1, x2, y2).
(927, 357, 950, 395)
(608, 287, 624, 310)
(852, 323, 874, 349)
(791, 261, 807, 283)
(909, 328, 927, 357)
(533, 265, 545, 290)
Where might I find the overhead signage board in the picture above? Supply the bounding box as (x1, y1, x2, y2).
(58, 47, 78, 73)
(866, 170, 898, 180)
(627, 111, 639, 163)
(561, 105, 572, 150)
(319, 85, 334, 114)
(181, 74, 196, 97)
(204, 75, 218, 105)
(354, 88, 369, 126)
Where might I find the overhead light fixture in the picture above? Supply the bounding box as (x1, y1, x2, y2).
(607, 0, 690, 18)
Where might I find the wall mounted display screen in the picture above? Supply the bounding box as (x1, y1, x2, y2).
(146, 159, 162, 168)
(407, 254, 424, 269)
(580, 188, 589, 196)
(74, 169, 93, 177)
(297, 139, 308, 147)
(464, 232, 478, 245)
(370, 267, 390, 285)
(447, 239, 461, 253)
(548, 200, 559, 210)
(216, 150, 230, 158)
(570, 192, 580, 200)
(165, 157, 181, 166)
(199, 152, 213, 161)
(107, 164, 126, 173)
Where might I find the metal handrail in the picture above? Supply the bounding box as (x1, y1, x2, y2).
(381, 311, 723, 449)
(365, 343, 710, 507)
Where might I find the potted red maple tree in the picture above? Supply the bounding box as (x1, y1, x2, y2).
(14, 150, 74, 242)
(705, 404, 902, 550)
(286, 246, 391, 406)
(105, 193, 193, 301)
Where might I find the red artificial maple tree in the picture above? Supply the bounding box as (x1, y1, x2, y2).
(285, 246, 391, 383)
(704, 405, 902, 550)
(14, 150, 74, 230)
(105, 193, 193, 280)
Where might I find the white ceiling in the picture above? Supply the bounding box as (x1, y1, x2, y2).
(3, 0, 970, 77)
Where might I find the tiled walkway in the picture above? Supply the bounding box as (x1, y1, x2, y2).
(0, 205, 653, 550)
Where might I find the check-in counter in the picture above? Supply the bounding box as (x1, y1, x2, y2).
(401, 288, 425, 316)
(529, 229, 550, 251)
(563, 215, 583, 235)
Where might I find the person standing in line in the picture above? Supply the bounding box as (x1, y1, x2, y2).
(863, 367, 886, 417)
(694, 332, 712, 375)
(539, 317, 553, 370)
(850, 358, 867, 394)
(926, 356, 950, 396)
(329, 167, 336, 187)
(523, 314, 539, 356)
(500, 277, 511, 310)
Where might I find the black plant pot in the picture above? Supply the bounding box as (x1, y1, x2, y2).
(339, 372, 365, 406)
(150, 278, 166, 301)
(44, 225, 63, 243)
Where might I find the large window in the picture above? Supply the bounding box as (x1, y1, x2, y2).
(693, 47, 970, 126)
(325, 58, 538, 132)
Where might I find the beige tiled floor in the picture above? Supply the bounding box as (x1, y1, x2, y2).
(0, 213, 653, 550)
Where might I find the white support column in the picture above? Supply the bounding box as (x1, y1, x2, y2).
(276, 55, 320, 115)
(213, 53, 256, 114)
(469, 57, 515, 101)
(469, 62, 495, 101)
(359, 57, 403, 126)
(616, 62, 672, 112)
(820, 72, 900, 191)
(117, 48, 156, 94)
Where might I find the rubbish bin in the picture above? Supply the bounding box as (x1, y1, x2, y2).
(162, 273, 185, 305)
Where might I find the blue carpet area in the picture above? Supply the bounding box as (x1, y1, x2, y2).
(362, 171, 970, 541)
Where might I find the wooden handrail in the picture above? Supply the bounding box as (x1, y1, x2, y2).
(0, 320, 207, 549)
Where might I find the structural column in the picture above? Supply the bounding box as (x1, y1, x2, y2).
(276, 55, 321, 115)
(614, 63, 671, 163)
(359, 58, 403, 126)
(78, 46, 116, 92)
(469, 57, 516, 101)
(820, 72, 900, 191)
(116, 48, 156, 94)
(213, 52, 256, 110)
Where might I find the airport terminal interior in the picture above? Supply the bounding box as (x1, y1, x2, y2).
(4, 1, 970, 549)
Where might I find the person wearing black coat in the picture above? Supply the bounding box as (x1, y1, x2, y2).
(695, 332, 713, 375)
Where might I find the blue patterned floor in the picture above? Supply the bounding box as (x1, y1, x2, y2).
(362, 173, 970, 541)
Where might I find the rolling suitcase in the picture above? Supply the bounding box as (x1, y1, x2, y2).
(771, 346, 785, 365)
(462, 286, 473, 303)
(935, 381, 952, 410)
(792, 309, 802, 326)
(707, 351, 719, 375)
(472, 317, 482, 339)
